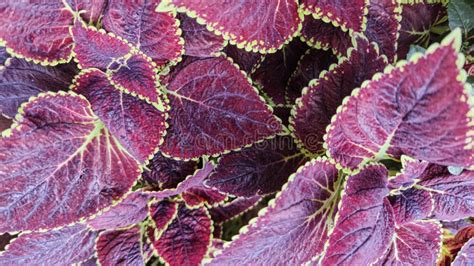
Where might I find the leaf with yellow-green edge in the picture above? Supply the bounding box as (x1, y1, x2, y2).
(96, 225, 146, 266)
(453, 238, 474, 266)
(325, 29, 473, 171)
(0, 1, 74, 65)
(223, 44, 264, 74)
(64, 0, 108, 25)
(208, 158, 342, 265)
(0, 91, 141, 233)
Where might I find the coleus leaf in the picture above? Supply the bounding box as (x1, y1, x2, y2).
(387, 156, 429, 190)
(320, 164, 395, 265)
(209, 158, 341, 265)
(0, 57, 78, 118)
(206, 135, 307, 197)
(442, 225, 474, 264)
(224, 44, 264, 74)
(181, 186, 227, 207)
(96, 225, 145, 266)
(141, 152, 198, 190)
(209, 196, 262, 224)
(300, 0, 368, 32)
(389, 187, 432, 224)
(453, 238, 474, 266)
(169, 0, 302, 53)
(0, 224, 97, 265)
(149, 202, 212, 266)
(0, 1, 74, 65)
(291, 35, 387, 154)
(0, 116, 11, 132)
(87, 191, 150, 230)
(160, 56, 281, 159)
(103, 0, 184, 66)
(64, 0, 108, 25)
(375, 220, 442, 265)
(148, 200, 178, 231)
(72, 69, 167, 163)
(325, 30, 474, 170)
(179, 14, 226, 57)
(0, 92, 140, 232)
(0, 47, 9, 65)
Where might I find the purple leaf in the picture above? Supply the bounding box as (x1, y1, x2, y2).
(97, 225, 145, 266)
(65, 0, 108, 25)
(179, 14, 225, 57)
(209, 196, 262, 224)
(224, 44, 264, 74)
(389, 187, 432, 224)
(0, 92, 140, 232)
(453, 238, 474, 266)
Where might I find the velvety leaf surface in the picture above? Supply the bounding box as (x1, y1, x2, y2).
(0, 224, 97, 265)
(182, 186, 227, 207)
(171, 0, 301, 52)
(71, 22, 131, 69)
(141, 152, 197, 190)
(224, 44, 264, 74)
(209, 159, 340, 265)
(389, 187, 432, 224)
(301, 15, 352, 55)
(149, 200, 178, 231)
(326, 32, 473, 170)
(251, 39, 308, 106)
(300, 0, 367, 32)
(453, 238, 474, 266)
(0, 92, 140, 232)
(96, 226, 144, 266)
(292, 35, 387, 154)
(388, 156, 429, 190)
(179, 14, 225, 57)
(209, 196, 262, 224)
(0, 58, 78, 118)
(87, 191, 149, 230)
(103, 0, 183, 66)
(150, 203, 211, 266)
(375, 221, 442, 265)
(161, 56, 281, 159)
(206, 135, 307, 197)
(65, 0, 108, 25)
(397, 3, 447, 58)
(285, 49, 337, 105)
(0, 1, 74, 64)
(321, 164, 394, 265)
(73, 69, 166, 163)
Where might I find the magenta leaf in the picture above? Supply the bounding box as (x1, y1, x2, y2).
(149, 200, 178, 231)
(209, 159, 341, 265)
(96, 225, 145, 266)
(0, 92, 140, 232)
(170, 0, 301, 53)
(179, 14, 225, 57)
(0, 1, 74, 64)
(0, 58, 78, 118)
(0, 224, 97, 265)
(389, 187, 432, 224)
(388, 156, 429, 190)
(301, 15, 352, 55)
(103, 0, 183, 66)
(224, 44, 264, 74)
(325, 30, 473, 170)
(73, 69, 167, 163)
(149, 202, 212, 266)
(375, 221, 442, 265)
(87, 191, 150, 230)
(291, 35, 387, 154)
(453, 238, 474, 266)
(142, 152, 198, 190)
(321, 164, 394, 265)
(206, 135, 307, 197)
(65, 0, 108, 25)
(182, 186, 227, 207)
(209, 196, 262, 224)
(160, 56, 281, 159)
(300, 0, 368, 32)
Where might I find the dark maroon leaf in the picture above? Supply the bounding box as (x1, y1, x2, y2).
(0, 224, 97, 265)
(182, 186, 227, 207)
(209, 159, 341, 265)
(325, 30, 473, 170)
(65, 0, 108, 25)
(0, 233, 15, 252)
(0, 58, 78, 118)
(453, 238, 474, 266)
(142, 152, 198, 190)
(149, 202, 211, 266)
(161, 56, 281, 159)
(103, 0, 183, 66)
(149, 200, 178, 231)
(291, 35, 387, 154)
(206, 135, 307, 197)
(0, 92, 140, 233)
(170, 0, 302, 52)
(224, 44, 264, 74)
(209, 196, 262, 224)
(0, 1, 74, 64)
(96, 225, 145, 266)
(179, 14, 225, 57)
(321, 164, 394, 265)
(443, 225, 474, 265)
(87, 191, 150, 230)
(72, 69, 167, 163)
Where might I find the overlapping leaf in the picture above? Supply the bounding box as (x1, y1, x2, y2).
(182, 186, 227, 207)
(179, 14, 225, 57)
(0, 224, 97, 265)
(0, 92, 140, 232)
(96, 226, 145, 266)
(209, 159, 341, 265)
(224, 44, 264, 74)
(206, 135, 307, 197)
(65, 0, 108, 25)
(0, 58, 78, 118)
(325, 30, 473, 170)
(209, 196, 262, 224)
(160, 56, 281, 159)
(0, 47, 9, 65)
(453, 238, 474, 266)
(103, 0, 183, 66)
(170, 0, 301, 53)
(0, 1, 74, 64)
(149, 200, 178, 231)
(291, 35, 387, 154)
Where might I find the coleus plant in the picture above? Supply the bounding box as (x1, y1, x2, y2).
(0, 0, 473, 265)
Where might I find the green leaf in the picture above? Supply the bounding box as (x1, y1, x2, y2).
(448, 0, 474, 36)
